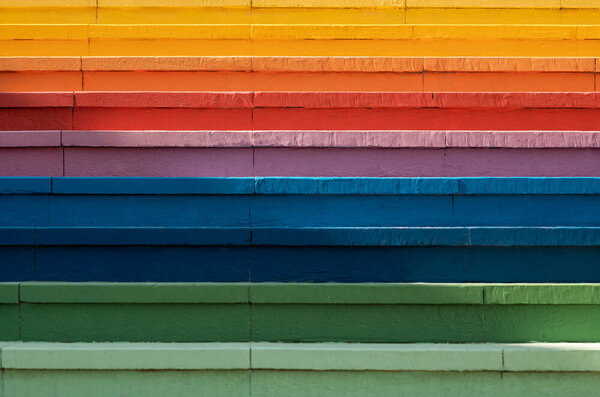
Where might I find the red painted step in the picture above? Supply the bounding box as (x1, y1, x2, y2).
(2, 92, 600, 131)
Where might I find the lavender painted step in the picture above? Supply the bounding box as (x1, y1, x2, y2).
(0, 130, 599, 177)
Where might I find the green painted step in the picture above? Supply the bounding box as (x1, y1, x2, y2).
(1, 342, 600, 397)
(2, 283, 600, 342)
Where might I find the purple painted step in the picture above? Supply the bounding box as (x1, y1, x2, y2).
(1, 130, 599, 177)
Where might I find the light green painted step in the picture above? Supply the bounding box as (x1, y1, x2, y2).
(1, 343, 600, 396)
(1, 342, 250, 370)
(2, 342, 600, 371)
(250, 371, 600, 397)
(251, 342, 503, 371)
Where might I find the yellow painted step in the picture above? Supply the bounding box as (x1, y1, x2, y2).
(2, 24, 596, 40)
(1, 0, 599, 7)
(0, 24, 88, 40)
(0, 0, 95, 5)
(406, 0, 561, 7)
(2, 24, 600, 56)
(4, 38, 600, 56)
(3, 9, 600, 25)
(98, 8, 406, 25)
(407, 0, 600, 8)
(406, 9, 600, 25)
(252, 24, 580, 39)
(98, 0, 250, 5)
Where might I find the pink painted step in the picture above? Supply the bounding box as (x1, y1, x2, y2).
(0, 130, 599, 177)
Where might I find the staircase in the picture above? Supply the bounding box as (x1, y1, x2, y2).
(1, 0, 600, 396)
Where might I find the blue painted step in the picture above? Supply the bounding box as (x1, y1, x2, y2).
(1, 177, 600, 227)
(1, 226, 599, 283)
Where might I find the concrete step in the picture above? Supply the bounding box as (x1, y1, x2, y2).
(1, 226, 600, 282)
(2, 56, 596, 92)
(1, 283, 600, 342)
(1, 341, 600, 396)
(4, 91, 600, 131)
(4, 24, 600, 56)
(2, 130, 600, 177)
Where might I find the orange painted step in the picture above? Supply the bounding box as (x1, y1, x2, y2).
(0, 56, 596, 92)
(1, 70, 594, 92)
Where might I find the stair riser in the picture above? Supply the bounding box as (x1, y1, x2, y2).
(0, 302, 599, 342)
(2, 245, 600, 283)
(2, 147, 599, 177)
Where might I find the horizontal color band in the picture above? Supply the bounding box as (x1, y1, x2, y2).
(1, 131, 599, 178)
(2, 226, 599, 246)
(0, 282, 596, 305)
(3, 57, 595, 72)
(7, 92, 600, 131)
(0, 342, 251, 370)
(3, 283, 600, 343)
(56, 130, 600, 149)
(0, 342, 598, 372)
(7, 9, 600, 26)
(5, 24, 600, 40)
(3, 130, 597, 149)
(8, 40, 600, 57)
(0, 1, 597, 8)
(4, 92, 600, 109)
(2, 177, 600, 195)
(2, 147, 599, 178)
(4, 283, 600, 342)
(2, 240, 600, 282)
(253, 227, 600, 247)
(2, 71, 596, 93)
(3, 344, 600, 397)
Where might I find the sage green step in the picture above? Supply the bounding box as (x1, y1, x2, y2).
(1, 342, 600, 397)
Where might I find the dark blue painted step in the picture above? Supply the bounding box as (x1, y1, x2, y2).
(1, 226, 599, 283)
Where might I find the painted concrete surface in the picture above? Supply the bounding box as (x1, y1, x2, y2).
(2, 130, 599, 177)
(3, 341, 600, 372)
(2, 147, 598, 177)
(2, 177, 600, 228)
(7, 24, 600, 57)
(2, 342, 600, 396)
(5, 92, 600, 131)
(3, 56, 598, 93)
(251, 371, 600, 397)
(7, 2, 600, 26)
(1, 283, 600, 342)
(3, 370, 249, 397)
(2, 343, 251, 370)
(0, 244, 594, 283)
(0, 177, 599, 282)
(5, 369, 600, 397)
(2, 226, 600, 282)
